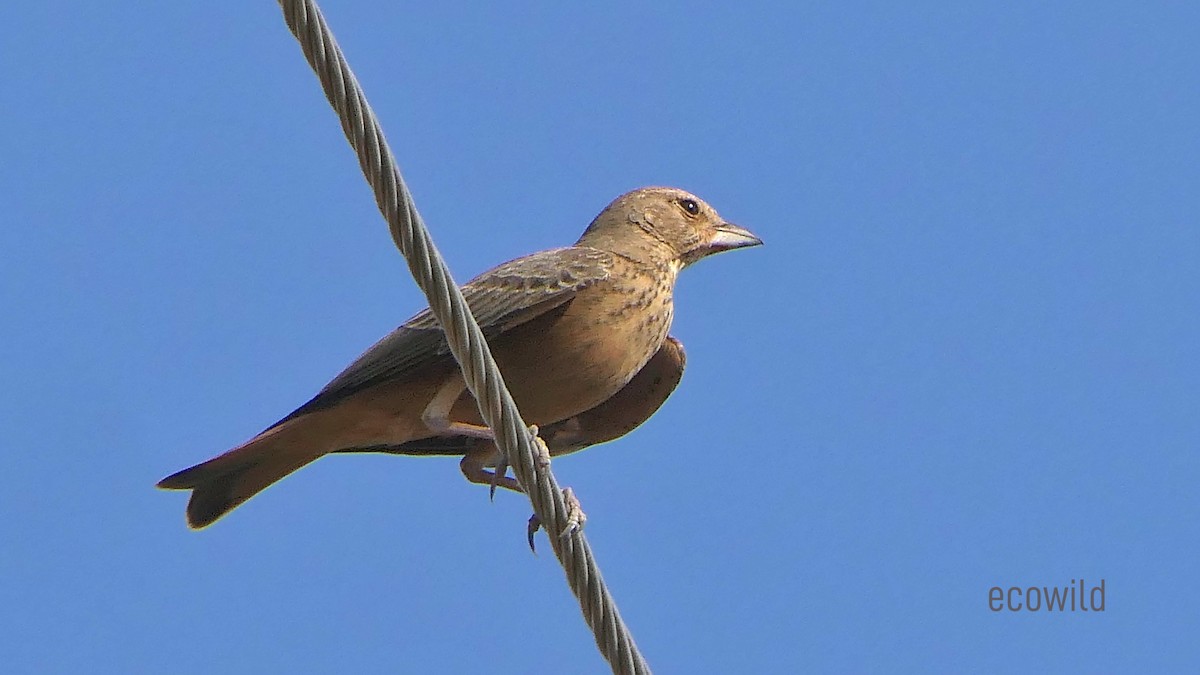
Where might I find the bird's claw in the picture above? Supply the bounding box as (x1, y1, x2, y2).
(559, 487, 586, 538)
(526, 513, 541, 553)
(491, 425, 548, 499)
(489, 456, 506, 501)
(532, 429, 551, 470)
(526, 487, 587, 553)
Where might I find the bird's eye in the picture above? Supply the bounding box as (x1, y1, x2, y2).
(679, 198, 700, 216)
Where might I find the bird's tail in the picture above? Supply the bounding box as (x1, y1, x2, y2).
(156, 426, 323, 529)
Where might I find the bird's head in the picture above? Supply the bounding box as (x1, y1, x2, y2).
(576, 187, 762, 268)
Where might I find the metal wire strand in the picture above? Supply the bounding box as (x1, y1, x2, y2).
(274, 2, 651, 672)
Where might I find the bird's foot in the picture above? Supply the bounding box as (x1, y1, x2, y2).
(459, 449, 523, 493)
(526, 487, 587, 554)
(559, 487, 587, 537)
(531, 427, 552, 469)
(488, 424, 548, 499)
(458, 424, 549, 498)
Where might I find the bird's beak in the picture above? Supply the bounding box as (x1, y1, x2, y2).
(709, 222, 763, 252)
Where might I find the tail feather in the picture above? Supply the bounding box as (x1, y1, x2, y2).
(158, 390, 431, 528)
(157, 437, 322, 529)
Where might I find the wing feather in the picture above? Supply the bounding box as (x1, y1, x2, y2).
(268, 247, 613, 427)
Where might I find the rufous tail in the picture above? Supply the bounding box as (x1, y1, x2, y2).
(157, 428, 323, 529)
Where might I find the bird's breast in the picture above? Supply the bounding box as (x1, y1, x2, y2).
(467, 270, 675, 429)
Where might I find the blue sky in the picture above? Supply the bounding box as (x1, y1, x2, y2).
(2, 2, 1197, 672)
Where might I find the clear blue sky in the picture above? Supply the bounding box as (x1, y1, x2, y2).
(2, 2, 1197, 673)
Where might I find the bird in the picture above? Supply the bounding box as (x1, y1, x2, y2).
(157, 186, 761, 528)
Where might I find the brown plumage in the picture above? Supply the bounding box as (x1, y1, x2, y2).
(341, 335, 688, 491)
(157, 187, 761, 528)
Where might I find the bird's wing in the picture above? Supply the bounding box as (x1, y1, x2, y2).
(269, 247, 614, 427)
(333, 336, 687, 458)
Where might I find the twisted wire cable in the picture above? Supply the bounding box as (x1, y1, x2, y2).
(275, 2, 651, 672)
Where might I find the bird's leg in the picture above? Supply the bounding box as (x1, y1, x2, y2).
(422, 374, 495, 439)
(459, 444, 523, 493)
